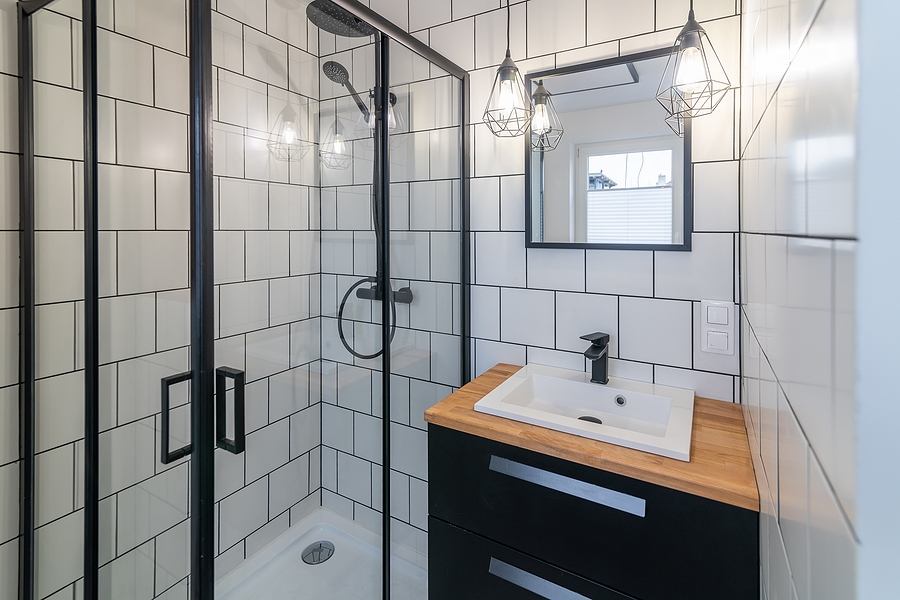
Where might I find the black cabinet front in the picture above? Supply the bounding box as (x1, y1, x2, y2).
(428, 425, 758, 600)
(429, 517, 635, 600)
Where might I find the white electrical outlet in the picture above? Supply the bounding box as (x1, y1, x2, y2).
(700, 300, 735, 356)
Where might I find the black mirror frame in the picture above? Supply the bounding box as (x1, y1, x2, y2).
(524, 47, 693, 252)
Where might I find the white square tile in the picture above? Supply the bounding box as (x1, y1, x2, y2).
(391, 423, 427, 480)
(212, 12, 243, 72)
(269, 458, 309, 518)
(156, 170, 191, 230)
(290, 317, 320, 367)
(0, 464, 18, 544)
(0, 232, 17, 310)
(217, 70, 268, 131)
(35, 303, 75, 378)
(470, 177, 500, 231)
(270, 276, 312, 327)
(268, 366, 309, 422)
(474, 3, 526, 69)
(99, 417, 155, 495)
(322, 403, 354, 454)
(245, 419, 290, 482)
(98, 29, 154, 104)
(33, 10, 73, 88)
(527, 248, 585, 292)
(155, 520, 189, 592)
(243, 27, 288, 88)
(35, 231, 82, 304)
(116, 464, 188, 553)
(0, 387, 16, 466)
(587, 0, 654, 44)
(0, 153, 20, 230)
(34, 82, 83, 160)
(34, 509, 82, 598)
(116, 101, 188, 171)
(654, 366, 734, 402)
(217, 0, 267, 31)
(114, 0, 186, 54)
(694, 161, 740, 232)
(99, 164, 155, 230)
(475, 231, 526, 287)
(245, 231, 290, 280)
(619, 297, 692, 368)
(0, 537, 18, 600)
(527, 347, 584, 371)
(290, 231, 320, 276)
(154, 48, 189, 114)
(409, 0, 450, 31)
(555, 292, 618, 354)
(471, 285, 500, 340)
(370, 0, 409, 31)
(269, 184, 310, 231)
(431, 232, 461, 283)
(473, 123, 524, 176)
(778, 397, 810, 599)
(290, 403, 320, 459)
(500, 175, 526, 231)
(214, 231, 245, 285)
(117, 348, 190, 424)
(0, 2, 18, 77)
(808, 457, 855, 600)
(220, 280, 269, 337)
(0, 75, 18, 154)
(655, 233, 735, 302)
(585, 249, 654, 297)
(432, 332, 462, 387)
(354, 411, 382, 464)
(246, 325, 290, 381)
(219, 478, 268, 550)
(527, 0, 586, 56)
(390, 232, 431, 280)
(500, 287, 554, 347)
(117, 231, 189, 295)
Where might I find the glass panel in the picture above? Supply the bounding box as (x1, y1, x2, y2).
(95, 0, 193, 596)
(388, 40, 463, 596)
(30, 3, 87, 598)
(212, 2, 378, 598)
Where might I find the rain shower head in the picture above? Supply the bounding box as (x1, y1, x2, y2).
(307, 0, 375, 38)
(322, 61, 350, 86)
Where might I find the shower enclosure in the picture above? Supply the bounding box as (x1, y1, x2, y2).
(15, 0, 469, 598)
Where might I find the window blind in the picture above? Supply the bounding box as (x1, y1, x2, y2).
(586, 187, 673, 244)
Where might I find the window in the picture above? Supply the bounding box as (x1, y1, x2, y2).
(574, 136, 683, 245)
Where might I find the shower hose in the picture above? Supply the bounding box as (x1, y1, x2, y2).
(337, 276, 398, 360)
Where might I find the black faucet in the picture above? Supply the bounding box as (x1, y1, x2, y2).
(581, 332, 610, 385)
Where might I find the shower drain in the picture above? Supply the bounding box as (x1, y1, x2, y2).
(302, 540, 335, 565)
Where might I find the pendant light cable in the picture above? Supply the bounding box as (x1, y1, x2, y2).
(507, 0, 511, 51)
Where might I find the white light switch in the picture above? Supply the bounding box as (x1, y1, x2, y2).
(700, 300, 735, 356)
(707, 331, 729, 351)
(707, 306, 729, 325)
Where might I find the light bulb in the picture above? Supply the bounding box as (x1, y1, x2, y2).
(282, 121, 297, 145)
(532, 103, 550, 135)
(333, 133, 345, 155)
(675, 45, 708, 95)
(498, 79, 515, 120)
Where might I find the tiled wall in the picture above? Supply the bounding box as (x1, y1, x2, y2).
(739, 0, 858, 598)
(380, 0, 744, 402)
(210, 0, 323, 581)
(0, 0, 19, 595)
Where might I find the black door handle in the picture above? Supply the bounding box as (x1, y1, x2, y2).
(216, 367, 245, 454)
(161, 371, 192, 464)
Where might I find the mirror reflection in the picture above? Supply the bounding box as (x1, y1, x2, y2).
(526, 50, 691, 250)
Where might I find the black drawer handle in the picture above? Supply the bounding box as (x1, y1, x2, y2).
(216, 367, 245, 454)
(489, 557, 590, 600)
(489, 455, 646, 518)
(160, 371, 192, 464)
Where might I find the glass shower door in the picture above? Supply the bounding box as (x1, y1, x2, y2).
(386, 39, 464, 593)
(94, 0, 194, 596)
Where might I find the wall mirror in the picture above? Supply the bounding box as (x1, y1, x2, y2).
(525, 48, 693, 251)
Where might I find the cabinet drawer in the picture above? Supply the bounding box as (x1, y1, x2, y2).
(428, 425, 758, 600)
(429, 517, 634, 600)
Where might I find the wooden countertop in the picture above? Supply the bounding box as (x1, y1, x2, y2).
(425, 364, 759, 512)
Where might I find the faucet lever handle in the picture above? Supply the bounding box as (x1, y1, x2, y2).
(580, 332, 610, 347)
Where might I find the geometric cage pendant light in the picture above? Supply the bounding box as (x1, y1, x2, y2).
(483, 0, 533, 137)
(656, 1, 730, 135)
(530, 80, 564, 152)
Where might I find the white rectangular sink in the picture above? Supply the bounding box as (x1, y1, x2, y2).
(474, 364, 695, 461)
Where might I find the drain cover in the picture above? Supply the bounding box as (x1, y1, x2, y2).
(302, 541, 335, 565)
(578, 415, 603, 425)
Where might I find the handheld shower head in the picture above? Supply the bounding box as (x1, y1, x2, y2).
(322, 61, 350, 86)
(323, 61, 370, 121)
(307, 0, 375, 38)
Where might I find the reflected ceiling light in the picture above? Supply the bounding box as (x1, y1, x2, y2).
(530, 80, 564, 152)
(363, 91, 401, 132)
(483, 0, 532, 137)
(268, 103, 311, 161)
(657, 1, 730, 134)
(320, 112, 351, 170)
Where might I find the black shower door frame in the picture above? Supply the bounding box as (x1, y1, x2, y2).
(17, 1, 469, 599)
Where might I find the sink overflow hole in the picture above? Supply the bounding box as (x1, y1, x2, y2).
(302, 541, 335, 565)
(615, 395, 627, 406)
(578, 415, 603, 425)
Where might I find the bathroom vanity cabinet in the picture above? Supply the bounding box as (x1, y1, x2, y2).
(425, 364, 759, 600)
